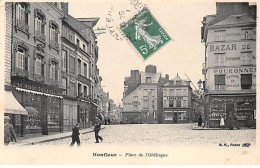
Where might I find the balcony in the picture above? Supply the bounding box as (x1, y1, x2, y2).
(49, 40, 59, 51)
(34, 74, 45, 83)
(14, 67, 29, 78)
(15, 19, 30, 36)
(49, 78, 59, 87)
(34, 30, 46, 43)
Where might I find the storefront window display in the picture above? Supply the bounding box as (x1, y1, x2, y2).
(25, 106, 41, 129)
(178, 111, 187, 120)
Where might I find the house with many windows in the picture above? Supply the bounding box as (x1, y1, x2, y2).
(6, 2, 64, 135)
(201, 2, 256, 127)
(161, 74, 193, 123)
(60, 3, 100, 130)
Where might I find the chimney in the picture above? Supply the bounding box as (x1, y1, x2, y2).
(61, 2, 69, 15)
(165, 74, 169, 82)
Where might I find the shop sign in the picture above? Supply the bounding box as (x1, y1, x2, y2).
(167, 96, 183, 100)
(15, 82, 57, 95)
(214, 67, 256, 75)
(208, 43, 252, 52)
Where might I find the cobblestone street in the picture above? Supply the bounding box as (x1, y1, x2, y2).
(39, 124, 256, 146)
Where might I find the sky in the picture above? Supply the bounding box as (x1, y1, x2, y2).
(69, 0, 216, 105)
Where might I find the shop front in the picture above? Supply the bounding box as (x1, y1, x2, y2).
(206, 94, 256, 128)
(4, 90, 28, 136)
(122, 112, 141, 124)
(162, 109, 190, 124)
(77, 99, 92, 129)
(63, 98, 77, 132)
(12, 78, 63, 135)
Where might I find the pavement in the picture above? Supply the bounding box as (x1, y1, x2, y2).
(11, 126, 105, 146)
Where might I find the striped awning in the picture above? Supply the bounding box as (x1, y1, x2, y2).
(4, 90, 28, 115)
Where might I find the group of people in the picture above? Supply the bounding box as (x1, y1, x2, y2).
(197, 113, 240, 130)
(70, 114, 103, 147)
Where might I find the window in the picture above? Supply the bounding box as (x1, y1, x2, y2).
(62, 78, 67, 94)
(69, 81, 75, 97)
(163, 100, 167, 108)
(143, 101, 148, 109)
(241, 52, 252, 65)
(35, 11, 45, 35)
(50, 62, 57, 80)
(169, 100, 174, 107)
(183, 89, 188, 96)
(78, 83, 82, 96)
(163, 89, 168, 96)
(17, 3, 29, 24)
(183, 100, 187, 108)
(68, 30, 74, 42)
(215, 75, 225, 90)
(17, 48, 25, 69)
(150, 89, 155, 97)
(17, 3, 25, 22)
(78, 59, 81, 75)
(62, 50, 67, 70)
(178, 111, 187, 120)
(169, 89, 174, 96)
(146, 77, 152, 83)
(165, 112, 173, 120)
(76, 39, 80, 46)
(62, 26, 67, 38)
(169, 81, 174, 86)
(215, 30, 225, 41)
(69, 56, 75, 74)
(91, 64, 94, 76)
(83, 44, 86, 51)
(176, 81, 182, 85)
(84, 86, 88, 97)
(242, 29, 253, 40)
(214, 53, 225, 66)
(35, 56, 41, 75)
(143, 89, 148, 96)
(83, 63, 87, 77)
(176, 100, 181, 107)
(241, 74, 252, 89)
(176, 89, 182, 96)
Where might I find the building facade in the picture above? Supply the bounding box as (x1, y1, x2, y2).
(60, 4, 100, 131)
(122, 65, 168, 124)
(201, 2, 256, 127)
(162, 75, 193, 124)
(8, 2, 64, 135)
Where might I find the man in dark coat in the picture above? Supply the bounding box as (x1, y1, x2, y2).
(94, 116, 103, 143)
(198, 115, 203, 127)
(4, 116, 17, 146)
(70, 123, 80, 147)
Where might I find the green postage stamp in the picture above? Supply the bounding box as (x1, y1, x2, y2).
(120, 7, 171, 60)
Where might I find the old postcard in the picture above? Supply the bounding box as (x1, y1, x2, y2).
(0, 0, 259, 165)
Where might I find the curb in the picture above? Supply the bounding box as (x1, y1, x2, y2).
(17, 126, 106, 146)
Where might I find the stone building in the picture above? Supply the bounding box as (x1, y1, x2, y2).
(7, 2, 64, 135)
(161, 74, 193, 123)
(60, 3, 100, 130)
(122, 65, 168, 124)
(201, 2, 256, 127)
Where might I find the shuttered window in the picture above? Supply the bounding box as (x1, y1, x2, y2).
(241, 74, 252, 89)
(215, 75, 225, 90)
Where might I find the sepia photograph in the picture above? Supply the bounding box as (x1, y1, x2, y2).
(0, 0, 259, 165)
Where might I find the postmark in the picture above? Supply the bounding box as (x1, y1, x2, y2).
(120, 7, 171, 60)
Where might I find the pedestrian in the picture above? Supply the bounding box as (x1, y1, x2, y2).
(94, 115, 103, 143)
(233, 113, 240, 129)
(220, 115, 225, 128)
(227, 113, 233, 130)
(198, 115, 203, 127)
(70, 123, 80, 147)
(4, 116, 17, 146)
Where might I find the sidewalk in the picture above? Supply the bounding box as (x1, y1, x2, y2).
(192, 125, 255, 130)
(11, 126, 105, 146)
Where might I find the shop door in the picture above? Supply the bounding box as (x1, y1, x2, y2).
(226, 103, 234, 116)
(173, 113, 177, 123)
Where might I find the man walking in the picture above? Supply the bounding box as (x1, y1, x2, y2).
(70, 123, 80, 147)
(4, 116, 17, 146)
(94, 115, 103, 143)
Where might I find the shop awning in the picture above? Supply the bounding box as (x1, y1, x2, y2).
(4, 90, 28, 115)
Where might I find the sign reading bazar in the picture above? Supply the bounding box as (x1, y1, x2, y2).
(214, 67, 256, 75)
(208, 43, 251, 52)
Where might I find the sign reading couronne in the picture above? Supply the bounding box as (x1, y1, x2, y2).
(120, 7, 171, 60)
